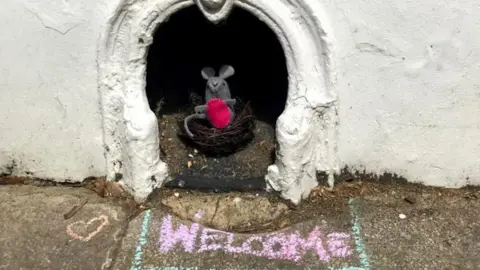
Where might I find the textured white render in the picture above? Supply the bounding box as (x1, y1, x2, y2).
(1, 0, 479, 203)
(0, 0, 111, 181)
(98, 0, 337, 203)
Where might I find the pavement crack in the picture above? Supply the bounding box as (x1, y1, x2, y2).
(210, 197, 221, 226)
(105, 205, 145, 270)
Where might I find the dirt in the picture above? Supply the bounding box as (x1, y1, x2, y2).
(155, 189, 289, 232)
(158, 113, 275, 180)
(3, 175, 480, 235)
(149, 179, 480, 233)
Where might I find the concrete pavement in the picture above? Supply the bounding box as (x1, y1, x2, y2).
(0, 182, 479, 270)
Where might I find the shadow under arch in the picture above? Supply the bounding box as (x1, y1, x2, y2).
(146, 5, 289, 125)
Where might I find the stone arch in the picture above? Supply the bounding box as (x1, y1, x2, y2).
(97, 0, 339, 204)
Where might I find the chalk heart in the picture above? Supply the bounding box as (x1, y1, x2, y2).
(67, 215, 110, 242)
(193, 0, 235, 24)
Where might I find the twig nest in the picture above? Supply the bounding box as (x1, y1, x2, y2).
(179, 99, 255, 155)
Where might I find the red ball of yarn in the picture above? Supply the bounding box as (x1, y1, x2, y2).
(206, 98, 231, 129)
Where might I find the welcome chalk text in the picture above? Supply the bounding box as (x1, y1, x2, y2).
(157, 214, 352, 263)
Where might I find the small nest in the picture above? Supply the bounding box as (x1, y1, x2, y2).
(179, 99, 255, 155)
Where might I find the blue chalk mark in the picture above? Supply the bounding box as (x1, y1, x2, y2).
(130, 199, 371, 270)
(347, 198, 371, 270)
(131, 209, 153, 270)
(328, 198, 372, 270)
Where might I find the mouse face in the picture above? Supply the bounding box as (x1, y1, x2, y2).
(207, 78, 227, 93)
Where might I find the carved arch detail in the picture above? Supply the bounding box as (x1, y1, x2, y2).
(98, 0, 338, 203)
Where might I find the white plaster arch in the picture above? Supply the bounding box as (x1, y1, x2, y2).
(98, 0, 339, 204)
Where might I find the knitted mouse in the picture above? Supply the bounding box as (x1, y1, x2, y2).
(184, 65, 237, 137)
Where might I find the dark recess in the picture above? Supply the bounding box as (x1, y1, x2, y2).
(146, 6, 288, 125)
(146, 6, 288, 191)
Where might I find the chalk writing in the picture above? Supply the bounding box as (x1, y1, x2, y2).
(157, 214, 352, 263)
(348, 198, 371, 270)
(159, 215, 200, 252)
(132, 199, 373, 270)
(67, 215, 109, 242)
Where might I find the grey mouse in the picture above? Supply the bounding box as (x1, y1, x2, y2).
(184, 65, 237, 138)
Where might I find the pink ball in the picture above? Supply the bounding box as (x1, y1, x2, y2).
(206, 98, 231, 129)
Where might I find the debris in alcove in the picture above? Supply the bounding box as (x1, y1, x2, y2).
(156, 61, 276, 185)
(180, 99, 255, 155)
(158, 110, 275, 183)
(146, 7, 289, 189)
(164, 175, 266, 192)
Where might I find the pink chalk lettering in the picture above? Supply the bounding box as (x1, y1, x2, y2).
(280, 233, 300, 261)
(198, 228, 226, 252)
(158, 215, 200, 253)
(155, 214, 354, 264)
(327, 233, 352, 257)
(224, 232, 244, 253)
(241, 235, 264, 256)
(285, 226, 330, 262)
(260, 233, 289, 260)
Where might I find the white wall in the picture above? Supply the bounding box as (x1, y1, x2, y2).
(0, 0, 120, 180)
(1, 0, 479, 187)
(323, 0, 480, 187)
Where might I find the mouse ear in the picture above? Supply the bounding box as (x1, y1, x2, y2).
(201, 67, 215, 80)
(219, 65, 235, 79)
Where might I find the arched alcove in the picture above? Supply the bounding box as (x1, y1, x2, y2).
(145, 5, 288, 182)
(98, 0, 338, 204)
(147, 6, 288, 123)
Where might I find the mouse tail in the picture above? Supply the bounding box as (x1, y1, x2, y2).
(184, 114, 206, 138)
